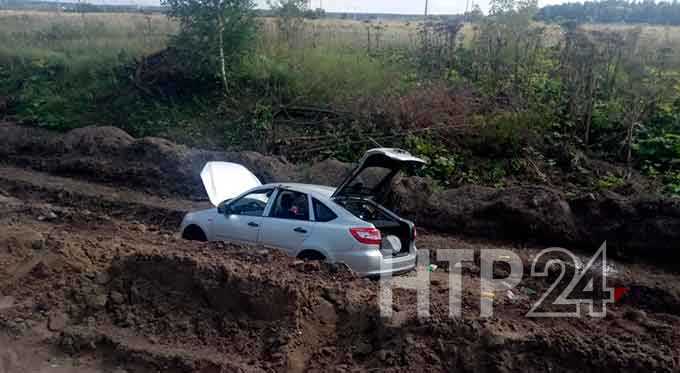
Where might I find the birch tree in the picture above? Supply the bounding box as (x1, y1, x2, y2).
(162, 0, 257, 95)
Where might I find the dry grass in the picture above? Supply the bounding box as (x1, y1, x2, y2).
(581, 23, 680, 50)
(3, 9, 680, 71)
(0, 10, 176, 68)
(258, 17, 420, 51)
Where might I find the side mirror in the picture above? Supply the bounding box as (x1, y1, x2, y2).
(217, 202, 230, 215)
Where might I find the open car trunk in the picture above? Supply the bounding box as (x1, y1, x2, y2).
(332, 149, 424, 257)
(336, 198, 414, 257)
(332, 148, 426, 205)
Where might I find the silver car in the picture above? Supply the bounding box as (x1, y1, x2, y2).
(180, 148, 426, 277)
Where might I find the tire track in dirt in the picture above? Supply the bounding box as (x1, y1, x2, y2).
(0, 165, 209, 230)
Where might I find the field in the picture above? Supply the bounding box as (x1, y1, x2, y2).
(0, 10, 175, 66)
(4, 9, 680, 65)
(0, 10, 423, 65)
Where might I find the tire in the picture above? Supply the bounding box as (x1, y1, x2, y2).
(182, 225, 207, 242)
(297, 250, 326, 261)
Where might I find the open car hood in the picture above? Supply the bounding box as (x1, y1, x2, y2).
(201, 162, 262, 207)
(331, 148, 426, 202)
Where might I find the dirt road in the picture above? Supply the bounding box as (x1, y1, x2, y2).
(0, 163, 679, 372)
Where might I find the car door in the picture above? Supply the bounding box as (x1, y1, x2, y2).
(212, 189, 274, 244)
(259, 189, 315, 255)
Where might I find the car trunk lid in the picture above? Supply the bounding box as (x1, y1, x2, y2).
(331, 148, 426, 202)
(201, 162, 262, 207)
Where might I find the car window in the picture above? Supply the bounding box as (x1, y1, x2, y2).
(313, 198, 337, 222)
(337, 199, 389, 221)
(271, 190, 309, 221)
(228, 189, 273, 216)
(344, 167, 393, 196)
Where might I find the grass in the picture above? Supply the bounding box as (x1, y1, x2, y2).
(3, 10, 678, 71)
(259, 17, 419, 51)
(2, 10, 680, 145)
(0, 10, 175, 68)
(581, 23, 680, 50)
(0, 10, 417, 128)
(244, 45, 414, 105)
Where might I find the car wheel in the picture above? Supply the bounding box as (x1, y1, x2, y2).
(297, 250, 326, 262)
(182, 225, 207, 242)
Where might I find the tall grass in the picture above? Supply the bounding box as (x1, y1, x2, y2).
(3, 9, 680, 137)
(0, 10, 176, 69)
(244, 44, 414, 106)
(258, 17, 419, 51)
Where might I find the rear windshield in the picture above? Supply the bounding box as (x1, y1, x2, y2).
(342, 167, 393, 197)
(336, 199, 390, 222)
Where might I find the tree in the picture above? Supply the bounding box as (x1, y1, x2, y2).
(268, 0, 307, 47)
(537, 0, 680, 26)
(489, 0, 515, 16)
(162, 0, 257, 95)
(465, 4, 485, 22)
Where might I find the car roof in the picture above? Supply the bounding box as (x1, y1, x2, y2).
(262, 183, 336, 198)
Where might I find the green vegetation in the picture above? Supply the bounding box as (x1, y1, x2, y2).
(1, 0, 680, 195)
(538, 0, 680, 25)
(162, 0, 257, 94)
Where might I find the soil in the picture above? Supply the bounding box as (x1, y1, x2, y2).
(2, 122, 680, 261)
(1, 123, 680, 372)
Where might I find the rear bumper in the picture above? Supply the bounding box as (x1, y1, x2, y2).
(334, 245, 417, 277)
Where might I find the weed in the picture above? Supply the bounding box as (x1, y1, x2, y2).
(596, 173, 626, 191)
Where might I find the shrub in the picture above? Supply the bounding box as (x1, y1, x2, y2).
(664, 170, 680, 195)
(471, 111, 541, 158)
(407, 135, 461, 184)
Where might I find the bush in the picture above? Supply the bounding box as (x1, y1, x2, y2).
(471, 111, 541, 157)
(407, 135, 461, 184)
(636, 133, 680, 168)
(664, 170, 680, 195)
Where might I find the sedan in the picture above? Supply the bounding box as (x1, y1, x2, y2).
(180, 148, 425, 277)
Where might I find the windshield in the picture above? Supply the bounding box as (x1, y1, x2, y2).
(336, 198, 391, 221)
(341, 166, 394, 198)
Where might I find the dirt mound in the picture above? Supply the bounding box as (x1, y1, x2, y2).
(61, 251, 307, 371)
(60, 251, 678, 373)
(61, 126, 135, 155)
(570, 192, 680, 256)
(391, 177, 680, 262)
(0, 122, 55, 155)
(393, 183, 577, 243)
(0, 123, 296, 198)
(2, 123, 680, 261)
(54, 247, 373, 372)
(299, 158, 353, 186)
(0, 190, 679, 372)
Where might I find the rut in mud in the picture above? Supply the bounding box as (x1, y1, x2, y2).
(0, 166, 680, 372)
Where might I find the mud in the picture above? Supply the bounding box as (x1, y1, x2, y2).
(2, 123, 679, 262)
(0, 123, 297, 198)
(0, 165, 680, 372)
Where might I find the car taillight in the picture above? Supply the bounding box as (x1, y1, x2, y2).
(413, 226, 417, 240)
(349, 227, 382, 245)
